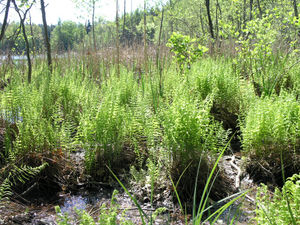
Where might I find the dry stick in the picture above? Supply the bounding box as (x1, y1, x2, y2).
(20, 182, 37, 196)
(229, 155, 241, 189)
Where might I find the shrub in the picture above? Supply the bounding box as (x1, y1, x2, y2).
(167, 32, 207, 74)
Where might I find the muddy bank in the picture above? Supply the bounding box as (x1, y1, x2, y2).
(0, 148, 257, 225)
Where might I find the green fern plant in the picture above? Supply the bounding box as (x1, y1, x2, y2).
(255, 173, 300, 225)
(0, 163, 48, 202)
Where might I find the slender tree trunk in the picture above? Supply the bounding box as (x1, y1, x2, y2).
(249, 0, 253, 20)
(157, 8, 164, 96)
(144, 0, 148, 74)
(217, 0, 222, 17)
(257, 0, 262, 18)
(0, 0, 11, 42)
(243, 0, 247, 29)
(205, 0, 214, 39)
(92, 0, 96, 51)
(116, 0, 120, 77)
(123, 0, 126, 42)
(215, 0, 219, 40)
(156, 8, 164, 70)
(41, 0, 52, 73)
(12, 0, 32, 83)
(29, 12, 35, 57)
(293, 0, 298, 19)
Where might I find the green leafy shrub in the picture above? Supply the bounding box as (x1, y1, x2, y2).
(255, 173, 300, 225)
(167, 32, 207, 74)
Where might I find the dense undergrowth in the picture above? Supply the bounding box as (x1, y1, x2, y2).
(0, 52, 299, 223)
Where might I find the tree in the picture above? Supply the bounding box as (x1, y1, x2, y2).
(40, 0, 52, 73)
(0, 0, 11, 42)
(12, 0, 34, 83)
(73, 0, 98, 51)
(205, 0, 214, 39)
(51, 21, 85, 51)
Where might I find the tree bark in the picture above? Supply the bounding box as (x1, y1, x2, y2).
(12, 0, 33, 83)
(92, 0, 96, 51)
(29, 12, 36, 57)
(0, 0, 11, 42)
(293, 0, 298, 19)
(40, 0, 52, 73)
(156, 8, 164, 70)
(116, 0, 120, 77)
(123, 0, 126, 42)
(249, 0, 253, 21)
(205, 0, 214, 39)
(215, 0, 219, 40)
(157, 8, 164, 96)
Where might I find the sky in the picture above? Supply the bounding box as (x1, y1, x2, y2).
(1, 0, 165, 25)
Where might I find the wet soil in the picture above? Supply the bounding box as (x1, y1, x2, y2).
(0, 148, 258, 225)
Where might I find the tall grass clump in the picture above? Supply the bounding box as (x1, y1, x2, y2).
(241, 94, 300, 184)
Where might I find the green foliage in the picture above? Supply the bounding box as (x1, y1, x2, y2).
(255, 173, 300, 225)
(51, 20, 85, 51)
(167, 32, 207, 73)
(162, 94, 228, 165)
(241, 95, 300, 158)
(194, 58, 241, 114)
(0, 163, 48, 202)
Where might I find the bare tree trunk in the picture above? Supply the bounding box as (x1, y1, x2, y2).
(215, 0, 219, 40)
(41, 0, 52, 73)
(243, 0, 247, 29)
(29, 12, 36, 57)
(293, 0, 298, 19)
(92, 0, 96, 51)
(144, 0, 148, 74)
(123, 0, 126, 42)
(12, 0, 32, 83)
(116, 0, 120, 77)
(0, 0, 11, 42)
(205, 0, 214, 39)
(156, 8, 164, 69)
(249, 0, 253, 20)
(157, 8, 164, 96)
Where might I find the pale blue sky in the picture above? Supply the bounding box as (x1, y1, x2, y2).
(1, 0, 165, 25)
